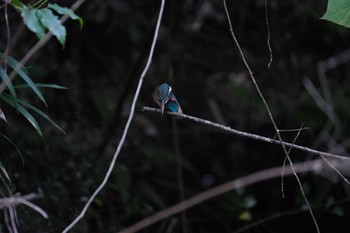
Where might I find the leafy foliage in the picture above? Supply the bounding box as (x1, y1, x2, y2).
(0, 54, 65, 135)
(5, 53, 47, 105)
(1, 94, 43, 136)
(48, 3, 83, 28)
(36, 8, 67, 45)
(21, 7, 46, 39)
(16, 1, 82, 46)
(322, 0, 350, 28)
(0, 63, 19, 110)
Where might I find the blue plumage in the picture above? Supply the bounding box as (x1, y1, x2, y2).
(153, 83, 183, 115)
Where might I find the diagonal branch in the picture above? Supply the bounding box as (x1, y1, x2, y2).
(61, 0, 167, 232)
(142, 107, 350, 161)
(222, 1, 319, 231)
(119, 159, 324, 233)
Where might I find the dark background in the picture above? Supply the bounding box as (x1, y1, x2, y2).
(1, 0, 350, 232)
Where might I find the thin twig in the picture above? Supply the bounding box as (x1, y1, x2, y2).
(264, 0, 273, 68)
(318, 61, 335, 123)
(277, 127, 310, 133)
(119, 159, 324, 233)
(314, 50, 349, 151)
(314, 49, 350, 160)
(1, 0, 11, 78)
(303, 77, 341, 129)
(61, 0, 167, 232)
(8, 21, 25, 55)
(8, 206, 18, 233)
(0, 169, 16, 230)
(17, 199, 48, 219)
(222, 1, 319, 232)
(0, 193, 46, 212)
(4, 0, 11, 56)
(319, 154, 350, 184)
(165, 218, 178, 233)
(302, 77, 350, 184)
(281, 124, 304, 198)
(4, 208, 13, 233)
(143, 107, 350, 161)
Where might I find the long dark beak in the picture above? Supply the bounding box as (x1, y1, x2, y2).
(161, 100, 165, 116)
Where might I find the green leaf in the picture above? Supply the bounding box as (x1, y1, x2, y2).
(11, 0, 24, 10)
(14, 83, 68, 90)
(1, 93, 65, 134)
(0, 65, 19, 111)
(37, 8, 66, 46)
(5, 55, 47, 106)
(321, 0, 350, 28)
(17, 105, 43, 136)
(0, 132, 24, 166)
(48, 3, 83, 28)
(20, 100, 65, 134)
(21, 6, 46, 39)
(0, 94, 43, 136)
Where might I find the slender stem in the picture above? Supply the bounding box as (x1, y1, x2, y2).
(1, 0, 11, 73)
(264, 0, 273, 68)
(281, 125, 304, 198)
(4, 0, 10, 56)
(61, 0, 167, 232)
(222, 1, 319, 231)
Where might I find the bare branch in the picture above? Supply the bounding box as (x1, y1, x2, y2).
(142, 106, 350, 161)
(0, 192, 47, 232)
(0, 193, 43, 209)
(222, 1, 319, 231)
(119, 159, 324, 233)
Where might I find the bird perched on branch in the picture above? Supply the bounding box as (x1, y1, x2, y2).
(152, 83, 183, 115)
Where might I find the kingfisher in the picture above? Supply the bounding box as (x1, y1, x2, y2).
(152, 83, 183, 115)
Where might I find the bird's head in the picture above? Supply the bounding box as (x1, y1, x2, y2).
(153, 83, 173, 115)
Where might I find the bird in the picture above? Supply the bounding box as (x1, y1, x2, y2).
(152, 83, 183, 115)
